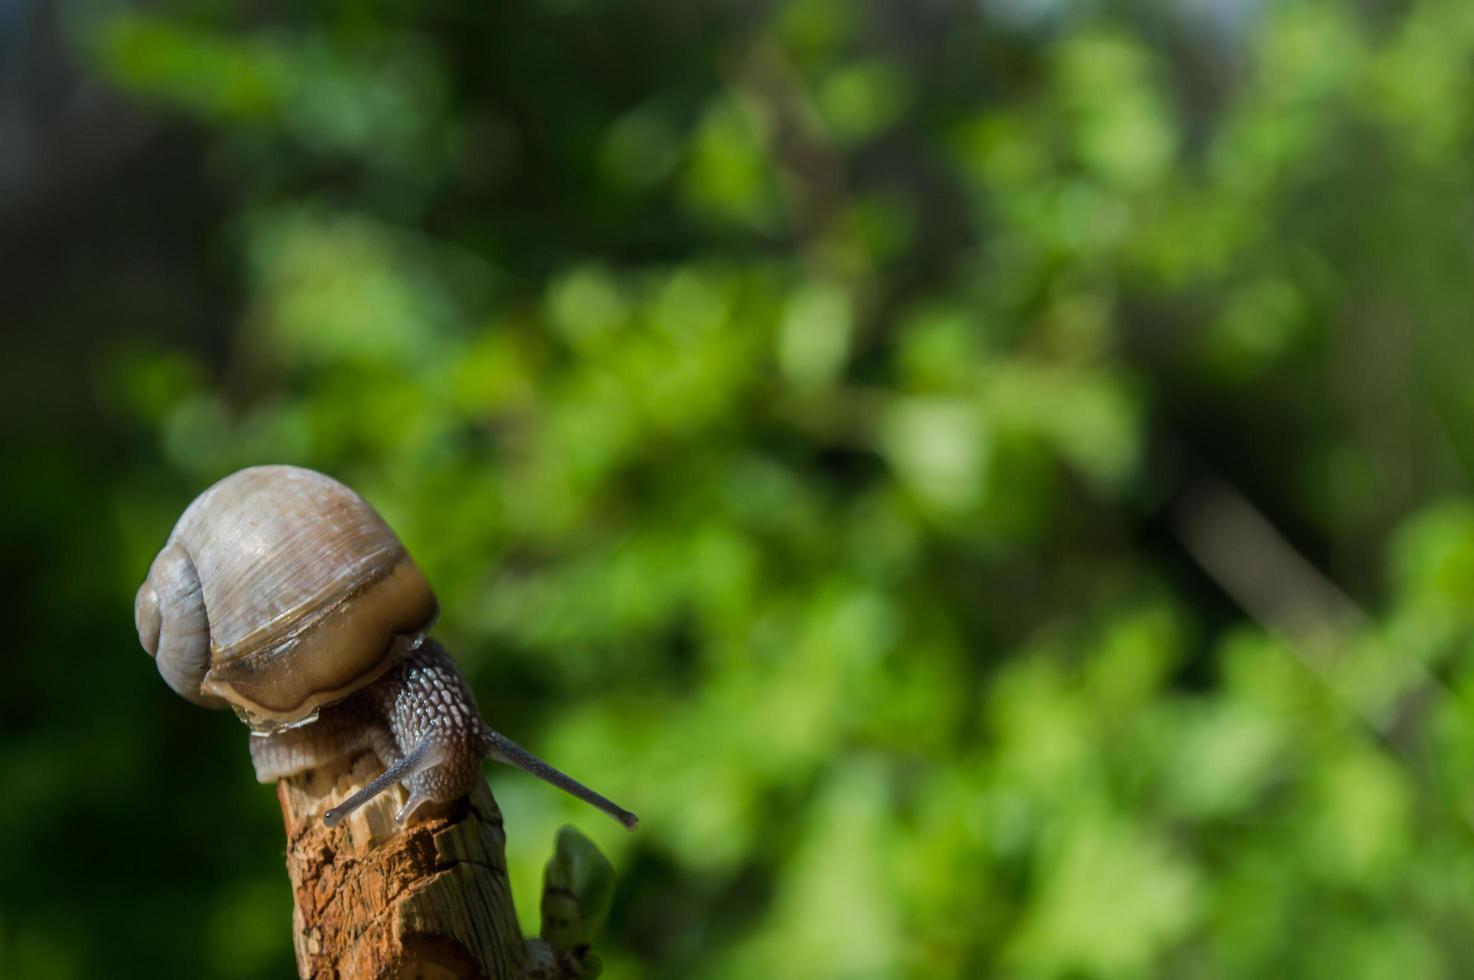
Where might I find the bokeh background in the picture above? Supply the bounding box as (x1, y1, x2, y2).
(7, 0, 1474, 977)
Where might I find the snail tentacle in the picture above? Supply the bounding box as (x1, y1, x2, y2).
(481, 726, 639, 830)
(322, 739, 446, 827)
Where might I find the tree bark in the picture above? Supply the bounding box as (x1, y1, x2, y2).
(276, 748, 531, 979)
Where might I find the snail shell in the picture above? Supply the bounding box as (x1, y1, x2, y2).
(134, 465, 438, 732)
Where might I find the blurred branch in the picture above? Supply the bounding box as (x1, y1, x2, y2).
(0, 4, 158, 241)
(729, 41, 893, 444)
(1172, 478, 1474, 829)
(729, 39, 875, 300)
(1173, 478, 1367, 662)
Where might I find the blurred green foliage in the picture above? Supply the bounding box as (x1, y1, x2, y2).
(8, 0, 1474, 977)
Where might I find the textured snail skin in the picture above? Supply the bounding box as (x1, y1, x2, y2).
(250, 639, 640, 829)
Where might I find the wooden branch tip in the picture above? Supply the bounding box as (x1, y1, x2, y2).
(277, 750, 528, 979)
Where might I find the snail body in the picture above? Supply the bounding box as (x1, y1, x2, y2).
(136, 465, 638, 830)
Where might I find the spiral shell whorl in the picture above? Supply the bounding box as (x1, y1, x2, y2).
(138, 541, 223, 709)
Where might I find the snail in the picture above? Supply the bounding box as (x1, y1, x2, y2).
(134, 464, 638, 830)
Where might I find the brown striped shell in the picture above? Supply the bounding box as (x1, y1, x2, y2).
(134, 465, 438, 732)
